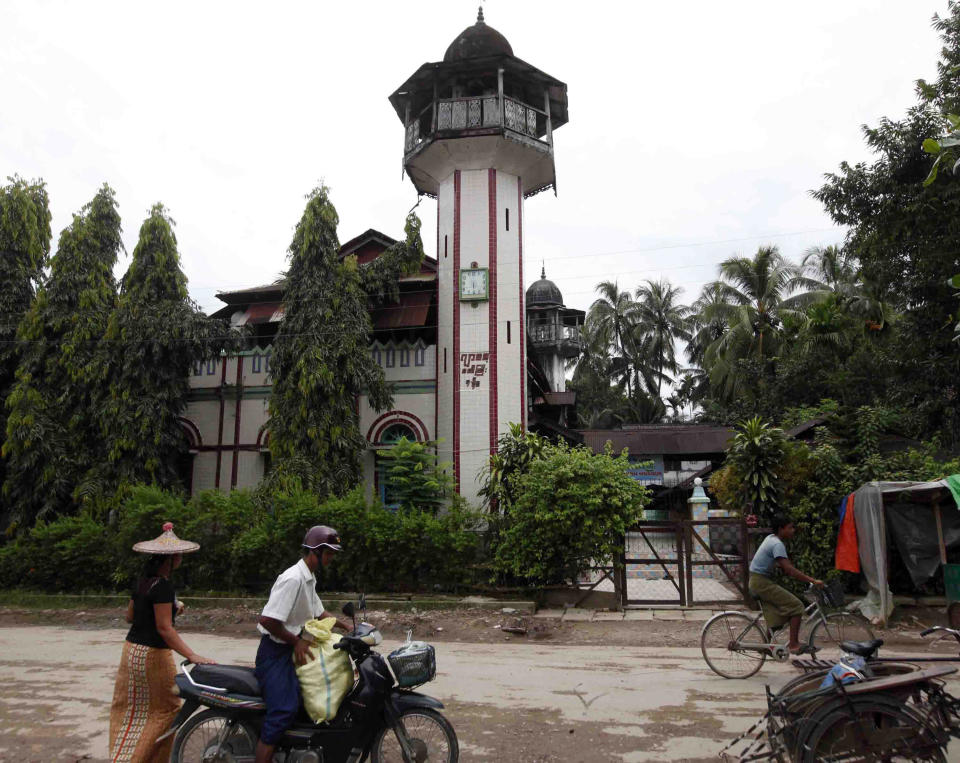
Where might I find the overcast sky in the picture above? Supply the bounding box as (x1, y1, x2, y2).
(1, 0, 948, 315)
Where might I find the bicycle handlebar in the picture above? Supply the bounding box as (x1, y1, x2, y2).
(921, 625, 960, 641)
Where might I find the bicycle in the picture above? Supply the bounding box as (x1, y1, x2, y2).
(700, 581, 874, 679)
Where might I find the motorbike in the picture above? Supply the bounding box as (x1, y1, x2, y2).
(164, 599, 458, 762)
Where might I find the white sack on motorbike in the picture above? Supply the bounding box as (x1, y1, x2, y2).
(295, 617, 354, 723)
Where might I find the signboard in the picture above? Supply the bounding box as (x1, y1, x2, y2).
(626, 454, 664, 485)
(460, 351, 490, 390)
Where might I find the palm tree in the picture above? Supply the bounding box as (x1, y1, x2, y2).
(801, 245, 859, 303)
(701, 245, 811, 398)
(633, 279, 691, 399)
(586, 281, 638, 395)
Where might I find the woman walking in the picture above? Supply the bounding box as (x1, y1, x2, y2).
(109, 522, 215, 763)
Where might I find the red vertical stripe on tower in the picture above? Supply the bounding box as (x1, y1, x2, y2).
(488, 168, 498, 457)
(517, 176, 526, 430)
(434, 198, 440, 447)
(452, 170, 461, 492)
(230, 356, 244, 489)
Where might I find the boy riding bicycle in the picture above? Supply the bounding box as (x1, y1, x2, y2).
(749, 514, 824, 655)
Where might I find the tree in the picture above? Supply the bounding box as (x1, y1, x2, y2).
(91, 204, 229, 499)
(585, 281, 638, 396)
(378, 437, 453, 513)
(724, 416, 786, 521)
(493, 443, 649, 585)
(632, 278, 690, 398)
(3, 185, 121, 524)
(0, 177, 51, 527)
(268, 185, 423, 496)
(700, 246, 811, 400)
(813, 3, 960, 444)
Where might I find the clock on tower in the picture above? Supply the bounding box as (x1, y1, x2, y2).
(459, 267, 489, 301)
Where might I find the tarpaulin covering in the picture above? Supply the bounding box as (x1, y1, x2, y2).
(849, 478, 960, 624)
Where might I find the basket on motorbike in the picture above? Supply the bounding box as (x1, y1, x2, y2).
(387, 641, 436, 688)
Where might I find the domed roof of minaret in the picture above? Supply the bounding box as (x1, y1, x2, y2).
(443, 7, 514, 62)
(526, 266, 563, 307)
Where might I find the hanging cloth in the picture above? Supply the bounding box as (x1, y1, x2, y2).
(835, 493, 860, 573)
(945, 474, 960, 511)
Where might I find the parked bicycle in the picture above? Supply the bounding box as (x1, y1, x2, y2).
(700, 581, 874, 679)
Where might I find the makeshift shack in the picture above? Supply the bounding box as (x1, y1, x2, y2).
(835, 477, 960, 625)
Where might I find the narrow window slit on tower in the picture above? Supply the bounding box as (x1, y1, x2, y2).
(444, 347, 447, 373)
(507, 321, 511, 344)
(505, 209, 509, 231)
(444, 235, 448, 258)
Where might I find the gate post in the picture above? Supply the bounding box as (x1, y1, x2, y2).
(614, 538, 626, 610)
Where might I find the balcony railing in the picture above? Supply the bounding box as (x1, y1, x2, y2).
(529, 324, 581, 345)
(405, 95, 547, 154)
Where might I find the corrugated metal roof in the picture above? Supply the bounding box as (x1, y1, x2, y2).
(579, 425, 734, 456)
(372, 291, 432, 330)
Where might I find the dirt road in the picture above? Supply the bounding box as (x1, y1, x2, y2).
(2, 625, 959, 762)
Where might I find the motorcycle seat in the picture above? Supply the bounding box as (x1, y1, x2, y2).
(190, 664, 261, 696)
(840, 639, 884, 658)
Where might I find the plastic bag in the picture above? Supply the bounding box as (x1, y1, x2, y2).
(295, 617, 354, 723)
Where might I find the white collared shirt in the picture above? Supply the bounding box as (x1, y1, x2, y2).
(257, 558, 323, 643)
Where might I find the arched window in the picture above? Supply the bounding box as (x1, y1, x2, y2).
(376, 423, 417, 509)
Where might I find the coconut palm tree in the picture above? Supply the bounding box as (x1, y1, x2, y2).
(586, 281, 638, 395)
(701, 245, 811, 398)
(633, 279, 691, 399)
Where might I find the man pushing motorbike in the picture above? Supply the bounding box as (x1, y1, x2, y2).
(254, 525, 352, 763)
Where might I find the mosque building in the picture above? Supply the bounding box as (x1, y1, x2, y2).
(180, 11, 583, 506)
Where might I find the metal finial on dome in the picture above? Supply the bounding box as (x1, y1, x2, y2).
(541, 264, 546, 279)
(477, 5, 484, 23)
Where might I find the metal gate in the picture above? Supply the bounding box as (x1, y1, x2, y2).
(620, 518, 751, 607)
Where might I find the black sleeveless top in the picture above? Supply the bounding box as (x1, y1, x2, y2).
(126, 577, 176, 649)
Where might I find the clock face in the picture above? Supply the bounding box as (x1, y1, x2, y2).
(459, 268, 489, 301)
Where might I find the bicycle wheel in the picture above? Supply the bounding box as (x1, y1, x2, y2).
(798, 693, 945, 762)
(700, 612, 768, 679)
(370, 707, 459, 763)
(807, 612, 875, 655)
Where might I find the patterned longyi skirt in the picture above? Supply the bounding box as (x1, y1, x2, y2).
(108, 641, 181, 763)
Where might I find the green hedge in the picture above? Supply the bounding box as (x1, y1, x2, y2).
(0, 485, 483, 594)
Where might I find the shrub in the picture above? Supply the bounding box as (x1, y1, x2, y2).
(0, 514, 113, 591)
(493, 445, 649, 585)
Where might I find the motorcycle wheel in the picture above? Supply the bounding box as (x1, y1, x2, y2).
(370, 707, 459, 763)
(170, 708, 259, 763)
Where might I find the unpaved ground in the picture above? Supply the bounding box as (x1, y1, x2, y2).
(0, 603, 948, 648)
(2, 609, 960, 762)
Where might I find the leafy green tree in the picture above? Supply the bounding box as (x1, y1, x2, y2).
(378, 437, 453, 513)
(91, 204, 230, 500)
(0, 177, 51, 527)
(3, 185, 121, 523)
(813, 3, 960, 444)
(268, 186, 423, 495)
(493, 443, 649, 585)
(725, 416, 786, 521)
(480, 423, 549, 512)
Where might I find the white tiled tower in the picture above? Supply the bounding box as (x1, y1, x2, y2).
(390, 9, 568, 505)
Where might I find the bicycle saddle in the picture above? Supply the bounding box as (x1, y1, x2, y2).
(840, 638, 884, 658)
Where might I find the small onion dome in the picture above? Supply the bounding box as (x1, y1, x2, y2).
(526, 266, 564, 307)
(443, 7, 514, 62)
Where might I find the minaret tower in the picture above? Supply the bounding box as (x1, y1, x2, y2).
(389, 8, 568, 504)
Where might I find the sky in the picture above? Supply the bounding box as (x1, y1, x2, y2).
(1, 0, 949, 316)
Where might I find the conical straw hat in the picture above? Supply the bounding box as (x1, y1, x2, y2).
(133, 522, 200, 555)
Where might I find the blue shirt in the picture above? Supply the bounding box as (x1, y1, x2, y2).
(750, 534, 788, 576)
